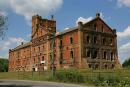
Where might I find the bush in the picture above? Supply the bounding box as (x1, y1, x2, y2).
(54, 69, 85, 83)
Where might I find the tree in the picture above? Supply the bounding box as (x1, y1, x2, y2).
(0, 13, 8, 39)
(0, 58, 8, 72)
(122, 57, 130, 68)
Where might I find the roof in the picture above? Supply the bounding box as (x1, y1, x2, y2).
(57, 27, 78, 36)
(11, 42, 32, 51)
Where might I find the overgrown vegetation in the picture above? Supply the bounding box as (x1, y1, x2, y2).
(0, 58, 8, 72)
(54, 69, 85, 83)
(122, 57, 130, 68)
(1, 69, 130, 87)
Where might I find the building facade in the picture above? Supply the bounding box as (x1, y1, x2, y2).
(8, 13, 121, 72)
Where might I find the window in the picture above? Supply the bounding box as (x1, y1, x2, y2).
(87, 50, 91, 57)
(34, 48, 35, 52)
(103, 52, 107, 59)
(42, 45, 44, 51)
(38, 47, 40, 52)
(38, 56, 40, 62)
(102, 38, 106, 45)
(60, 53, 63, 64)
(60, 40, 62, 46)
(34, 58, 35, 63)
(42, 56, 44, 61)
(111, 52, 114, 61)
(110, 38, 113, 45)
(92, 51, 98, 59)
(86, 36, 90, 43)
(94, 36, 97, 44)
(89, 64, 91, 68)
(70, 37, 73, 44)
(70, 51, 74, 59)
(93, 24, 97, 30)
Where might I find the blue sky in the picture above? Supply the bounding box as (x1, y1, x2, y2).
(0, 0, 130, 63)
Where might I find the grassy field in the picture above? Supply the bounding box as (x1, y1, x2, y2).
(0, 69, 130, 87)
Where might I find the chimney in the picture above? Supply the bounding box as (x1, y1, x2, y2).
(78, 21, 83, 31)
(51, 15, 54, 20)
(113, 29, 116, 34)
(96, 12, 100, 18)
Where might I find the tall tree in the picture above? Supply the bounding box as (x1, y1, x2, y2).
(0, 13, 8, 39)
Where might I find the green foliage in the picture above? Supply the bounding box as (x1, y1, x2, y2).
(0, 58, 8, 72)
(54, 69, 85, 83)
(122, 57, 130, 68)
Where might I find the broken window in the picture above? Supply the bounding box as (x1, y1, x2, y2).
(70, 37, 73, 44)
(70, 51, 74, 59)
(93, 24, 97, 30)
(111, 52, 114, 61)
(102, 38, 106, 45)
(110, 38, 113, 45)
(103, 52, 107, 59)
(60, 39, 62, 46)
(94, 36, 98, 44)
(60, 53, 63, 64)
(86, 36, 90, 43)
(92, 50, 98, 59)
(87, 50, 91, 57)
(42, 56, 44, 61)
(38, 47, 40, 52)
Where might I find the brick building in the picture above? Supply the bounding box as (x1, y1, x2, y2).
(8, 13, 121, 72)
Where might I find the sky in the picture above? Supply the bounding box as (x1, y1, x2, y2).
(0, 0, 130, 64)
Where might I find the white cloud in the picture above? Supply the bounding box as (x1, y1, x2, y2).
(0, 37, 26, 51)
(0, 37, 26, 58)
(117, 26, 130, 39)
(119, 42, 130, 53)
(117, 0, 130, 7)
(76, 17, 93, 25)
(119, 42, 130, 63)
(0, 0, 63, 22)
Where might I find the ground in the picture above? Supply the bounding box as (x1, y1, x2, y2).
(0, 80, 92, 87)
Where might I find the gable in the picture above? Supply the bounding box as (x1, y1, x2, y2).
(83, 17, 115, 35)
